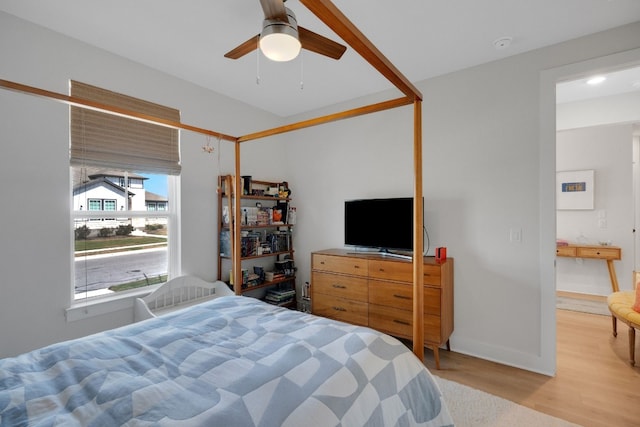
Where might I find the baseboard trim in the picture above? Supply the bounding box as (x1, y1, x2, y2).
(556, 290, 607, 302)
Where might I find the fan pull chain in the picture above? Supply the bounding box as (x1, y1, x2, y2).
(300, 50, 304, 90)
(256, 35, 261, 85)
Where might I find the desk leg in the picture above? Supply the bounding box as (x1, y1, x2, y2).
(606, 260, 619, 293)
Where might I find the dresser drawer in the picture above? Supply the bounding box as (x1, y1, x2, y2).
(369, 280, 441, 315)
(369, 259, 412, 282)
(368, 304, 413, 337)
(312, 293, 368, 326)
(368, 259, 442, 285)
(423, 318, 443, 343)
(369, 304, 442, 343)
(423, 265, 442, 286)
(312, 254, 368, 276)
(312, 272, 368, 302)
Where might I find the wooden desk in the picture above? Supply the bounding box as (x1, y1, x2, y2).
(556, 244, 622, 292)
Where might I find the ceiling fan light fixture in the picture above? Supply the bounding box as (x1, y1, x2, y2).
(259, 8, 301, 62)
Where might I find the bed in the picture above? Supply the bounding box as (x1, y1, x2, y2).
(0, 292, 453, 426)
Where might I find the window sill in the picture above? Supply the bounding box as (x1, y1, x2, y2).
(66, 285, 161, 322)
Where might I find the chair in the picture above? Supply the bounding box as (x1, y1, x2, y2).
(607, 286, 640, 366)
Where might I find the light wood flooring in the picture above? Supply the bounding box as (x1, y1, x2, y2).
(423, 309, 640, 427)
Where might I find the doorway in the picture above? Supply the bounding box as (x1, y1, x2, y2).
(539, 48, 640, 375)
(555, 67, 640, 298)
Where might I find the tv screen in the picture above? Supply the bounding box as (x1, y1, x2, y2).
(344, 197, 417, 252)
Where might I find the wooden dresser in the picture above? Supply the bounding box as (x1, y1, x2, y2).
(311, 248, 453, 368)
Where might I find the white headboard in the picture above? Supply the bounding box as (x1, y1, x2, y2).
(134, 275, 234, 322)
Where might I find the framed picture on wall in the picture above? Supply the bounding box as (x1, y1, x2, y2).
(556, 169, 594, 210)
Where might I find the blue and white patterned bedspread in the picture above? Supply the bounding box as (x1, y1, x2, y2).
(0, 296, 454, 426)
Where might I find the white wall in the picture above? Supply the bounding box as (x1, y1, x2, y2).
(556, 125, 634, 295)
(0, 12, 286, 358)
(557, 92, 640, 131)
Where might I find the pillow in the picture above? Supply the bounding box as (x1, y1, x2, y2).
(634, 283, 640, 313)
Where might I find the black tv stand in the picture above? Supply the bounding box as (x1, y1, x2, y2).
(347, 247, 413, 261)
(378, 249, 413, 261)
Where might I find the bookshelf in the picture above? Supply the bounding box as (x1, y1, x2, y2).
(217, 175, 296, 308)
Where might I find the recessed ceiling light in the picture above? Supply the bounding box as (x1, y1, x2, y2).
(587, 76, 606, 85)
(493, 37, 512, 50)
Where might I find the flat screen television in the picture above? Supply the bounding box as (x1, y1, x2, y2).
(344, 197, 419, 257)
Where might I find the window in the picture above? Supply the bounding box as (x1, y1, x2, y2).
(70, 81, 180, 302)
(88, 199, 102, 211)
(73, 168, 174, 299)
(88, 199, 116, 210)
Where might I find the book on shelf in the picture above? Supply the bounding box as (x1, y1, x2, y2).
(274, 259, 295, 276)
(220, 230, 231, 257)
(264, 298, 295, 307)
(266, 288, 296, 298)
(264, 271, 287, 282)
(264, 288, 296, 306)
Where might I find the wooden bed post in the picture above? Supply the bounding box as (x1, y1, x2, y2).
(412, 99, 425, 360)
(233, 141, 242, 296)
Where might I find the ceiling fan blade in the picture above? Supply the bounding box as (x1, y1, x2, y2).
(259, 0, 287, 20)
(224, 35, 259, 60)
(299, 27, 346, 60)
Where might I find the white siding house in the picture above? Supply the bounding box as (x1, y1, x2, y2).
(72, 169, 166, 231)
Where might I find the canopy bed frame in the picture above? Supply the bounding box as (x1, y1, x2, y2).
(0, 0, 427, 360)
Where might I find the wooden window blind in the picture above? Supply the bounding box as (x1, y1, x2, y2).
(70, 81, 181, 175)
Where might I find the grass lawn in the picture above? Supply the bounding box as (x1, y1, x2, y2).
(75, 236, 167, 252)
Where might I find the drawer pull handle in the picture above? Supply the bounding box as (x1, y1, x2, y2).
(320, 261, 325, 265)
(393, 319, 410, 326)
(393, 294, 411, 300)
(354, 265, 360, 269)
(332, 306, 346, 312)
(332, 284, 346, 289)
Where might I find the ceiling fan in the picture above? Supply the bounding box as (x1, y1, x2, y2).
(224, 0, 346, 62)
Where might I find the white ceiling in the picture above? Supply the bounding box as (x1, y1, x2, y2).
(556, 65, 640, 104)
(1, 0, 640, 116)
